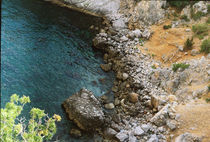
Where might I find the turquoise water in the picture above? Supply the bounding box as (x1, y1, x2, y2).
(1, 0, 114, 141)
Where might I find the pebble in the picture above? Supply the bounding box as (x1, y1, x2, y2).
(104, 103, 115, 109)
(129, 92, 139, 103)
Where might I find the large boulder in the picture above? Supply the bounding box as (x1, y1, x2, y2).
(62, 0, 121, 16)
(63, 88, 105, 131)
(134, 0, 166, 26)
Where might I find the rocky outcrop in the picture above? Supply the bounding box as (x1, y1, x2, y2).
(181, 1, 209, 20)
(132, 0, 166, 27)
(46, 0, 166, 31)
(63, 88, 105, 131)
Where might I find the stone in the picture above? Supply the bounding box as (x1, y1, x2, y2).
(104, 128, 117, 138)
(135, 0, 166, 26)
(122, 73, 129, 80)
(175, 133, 202, 142)
(151, 95, 160, 109)
(129, 29, 142, 38)
(133, 126, 144, 136)
(168, 95, 177, 103)
(116, 72, 122, 79)
(104, 103, 115, 109)
(70, 128, 82, 137)
(116, 130, 129, 142)
(112, 86, 118, 93)
(178, 45, 184, 52)
(63, 89, 105, 131)
(112, 19, 126, 30)
(100, 63, 112, 72)
(142, 29, 151, 39)
(181, 5, 191, 20)
(185, 29, 191, 32)
(114, 98, 120, 106)
(120, 36, 128, 42)
(166, 120, 177, 130)
(128, 131, 137, 142)
(141, 124, 151, 132)
(103, 53, 109, 61)
(150, 104, 170, 126)
(129, 92, 139, 103)
(191, 49, 199, 56)
(193, 1, 208, 14)
(147, 134, 158, 142)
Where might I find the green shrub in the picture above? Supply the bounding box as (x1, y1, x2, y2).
(172, 12, 179, 17)
(184, 38, 194, 51)
(192, 24, 209, 39)
(206, 98, 210, 103)
(172, 63, 190, 72)
(168, 1, 190, 10)
(200, 38, 210, 54)
(208, 5, 210, 14)
(0, 94, 61, 142)
(181, 15, 190, 22)
(151, 65, 156, 69)
(191, 11, 205, 21)
(163, 25, 172, 29)
(207, 17, 210, 24)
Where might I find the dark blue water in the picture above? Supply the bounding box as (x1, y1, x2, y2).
(1, 0, 114, 141)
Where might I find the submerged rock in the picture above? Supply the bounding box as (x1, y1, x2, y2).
(100, 63, 112, 72)
(63, 88, 105, 131)
(70, 128, 82, 137)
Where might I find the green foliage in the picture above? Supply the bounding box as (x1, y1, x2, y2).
(208, 5, 210, 14)
(208, 85, 210, 91)
(206, 98, 210, 103)
(184, 38, 194, 51)
(192, 24, 209, 40)
(0, 94, 61, 142)
(163, 25, 172, 30)
(139, 38, 144, 46)
(180, 15, 190, 22)
(168, 1, 191, 10)
(200, 38, 210, 54)
(191, 10, 205, 21)
(172, 12, 179, 17)
(207, 17, 210, 24)
(151, 65, 156, 69)
(172, 63, 190, 72)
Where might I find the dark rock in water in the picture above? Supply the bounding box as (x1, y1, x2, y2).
(63, 88, 105, 131)
(100, 63, 112, 72)
(70, 128, 82, 137)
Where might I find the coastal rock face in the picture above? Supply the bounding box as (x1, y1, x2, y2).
(133, 0, 166, 26)
(63, 0, 121, 16)
(48, 0, 166, 30)
(63, 88, 105, 131)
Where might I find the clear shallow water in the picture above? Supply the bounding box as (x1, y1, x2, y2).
(1, 0, 114, 141)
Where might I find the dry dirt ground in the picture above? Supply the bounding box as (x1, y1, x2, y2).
(138, 19, 210, 141)
(138, 19, 208, 67)
(172, 97, 210, 142)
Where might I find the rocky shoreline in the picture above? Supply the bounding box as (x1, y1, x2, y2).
(47, 0, 210, 141)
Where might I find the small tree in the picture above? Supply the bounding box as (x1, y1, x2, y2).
(184, 38, 194, 51)
(0, 94, 61, 142)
